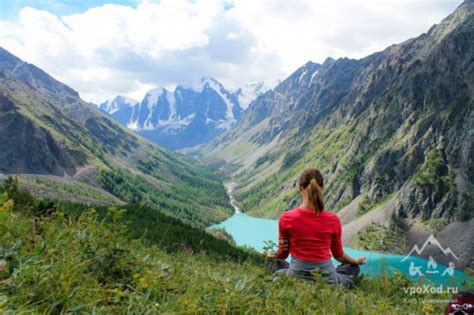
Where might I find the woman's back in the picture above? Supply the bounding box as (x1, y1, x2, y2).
(264, 168, 365, 287)
(278, 208, 343, 262)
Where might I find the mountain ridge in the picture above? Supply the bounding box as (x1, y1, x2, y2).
(98, 78, 278, 150)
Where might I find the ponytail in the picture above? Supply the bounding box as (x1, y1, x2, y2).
(299, 169, 324, 213)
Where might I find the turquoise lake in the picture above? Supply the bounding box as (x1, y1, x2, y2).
(212, 213, 468, 286)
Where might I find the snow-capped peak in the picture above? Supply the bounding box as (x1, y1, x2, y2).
(203, 78, 238, 123)
(143, 87, 167, 108)
(99, 77, 279, 150)
(188, 77, 224, 93)
(98, 95, 139, 114)
(234, 79, 280, 110)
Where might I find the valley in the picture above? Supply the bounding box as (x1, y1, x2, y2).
(0, 0, 472, 271)
(0, 0, 472, 313)
(0, 47, 233, 227)
(1, 0, 472, 269)
(200, 0, 474, 270)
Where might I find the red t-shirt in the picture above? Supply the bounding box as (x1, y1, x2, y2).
(276, 207, 344, 262)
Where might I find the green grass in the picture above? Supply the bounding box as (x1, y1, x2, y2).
(230, 141, 252, 156)
(356, 193, 395, 218)
(247, 189, 298, 218)
(207, 227, 236, 245)
(28, 177, 120, 204)
(0, 186, 455, 314)
(414, 149, 445, 187)
(420, 218, 445, 231)
(349, 221, 407, 253)
(233, 118, 383, 217)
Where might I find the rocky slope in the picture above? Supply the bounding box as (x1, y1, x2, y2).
(0, 47, 232, 226)
(202, 1, 474, 268)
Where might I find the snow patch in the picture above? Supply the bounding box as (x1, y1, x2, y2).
(158, 114, 195, 127)
(298, 69, 307, 83)
(141, 88, 168, 130)
(236, 79, 279, 110)
(166, 90, 176, 119)
(99, 95, 139, 114)
(145, 88, 163, 109)
(127, 120, 139, 130)
(206, 78, 237, 126)
(309, 70, 319, 87)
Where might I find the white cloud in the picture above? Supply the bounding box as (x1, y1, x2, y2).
(0, 0, 462, 103)
(228, 0, 462, 74)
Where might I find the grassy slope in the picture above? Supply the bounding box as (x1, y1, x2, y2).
(232, 119, 370, 217)
(0, 189, 455, 314)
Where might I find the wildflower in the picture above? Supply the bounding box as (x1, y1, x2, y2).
(138, 277, 149, 288)
(3, 200, 14, 211)
(423, 303, 434, 313)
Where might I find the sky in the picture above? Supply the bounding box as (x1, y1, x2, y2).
(0, 0, 463, 104)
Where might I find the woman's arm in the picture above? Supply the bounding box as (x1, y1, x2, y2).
(335, 252, 366, 265)
(331, 216, 366, 265)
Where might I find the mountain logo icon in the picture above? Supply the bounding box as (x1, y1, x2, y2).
(401, 234, 459, 262)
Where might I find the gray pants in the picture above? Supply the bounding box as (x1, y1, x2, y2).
(266, 257, 359, 288)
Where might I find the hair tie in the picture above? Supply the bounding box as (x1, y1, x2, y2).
(310, 178, 317, 185)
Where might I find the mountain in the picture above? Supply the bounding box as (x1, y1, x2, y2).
(98, 95, 139, 122)
(234, 79, 280, 110)
(98, 78, 244, 150)
(99, 78, 280, 150)
(0, 47, 232, 227)
(201, 1, 474, 268)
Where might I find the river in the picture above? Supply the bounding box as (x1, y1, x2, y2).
(212, 182, 467, 286)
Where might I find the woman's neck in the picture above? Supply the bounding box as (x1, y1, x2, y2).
(300, 201, 316, 211)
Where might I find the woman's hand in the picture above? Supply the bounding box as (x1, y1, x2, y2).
(262, 251, 277, 259)
(262, 239, 289, 259)
(336, 253, 367, 265)
(355, 257, 367, 265)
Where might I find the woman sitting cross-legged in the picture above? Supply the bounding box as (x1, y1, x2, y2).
(263, 168, 366, 288)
